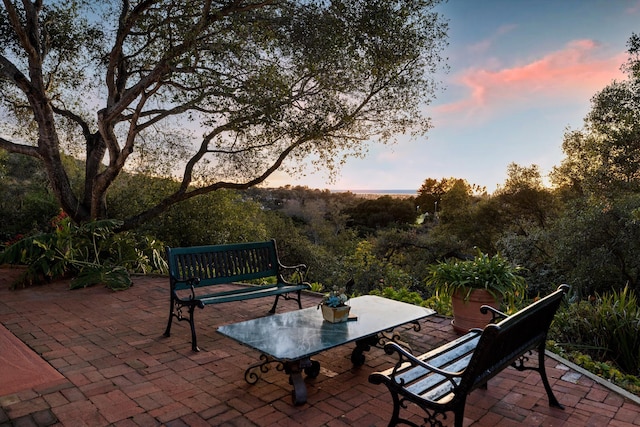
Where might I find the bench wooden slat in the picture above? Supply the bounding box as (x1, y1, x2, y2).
(406, 354, 471, 397)
(390, 333, 480, 385)
(197, 284, 310, 305)
(164, 240, 310, 351)
(369, 284, 569, 427)
(390, 335, 479, 403)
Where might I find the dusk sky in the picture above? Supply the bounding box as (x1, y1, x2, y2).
(269, 0, 640, 193)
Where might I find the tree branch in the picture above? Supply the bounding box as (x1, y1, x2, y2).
(0, 136, 41, 158)
(121, 133, 307, 230)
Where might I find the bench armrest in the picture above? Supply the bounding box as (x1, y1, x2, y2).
(278, 262, 309, 284)
(171, 277, 205, 308)
(383, 342, 464, 387)
(480, 305, 508, 322)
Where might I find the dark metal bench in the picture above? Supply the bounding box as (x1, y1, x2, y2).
(163, 239, 311, 351)
(369, 284, 569, 427)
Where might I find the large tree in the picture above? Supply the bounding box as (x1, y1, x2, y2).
(494, 163, 557, 230)
(552, 34, 640, 198)
(415, 177, 484, 215)
(0, 0, 448, 230)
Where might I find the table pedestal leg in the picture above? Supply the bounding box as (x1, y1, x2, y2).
(246, 356, 321, 405)
(283, 358, 318, 405)
(351, 335, 379, 366)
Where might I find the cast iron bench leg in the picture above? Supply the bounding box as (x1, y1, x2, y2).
(164, 296, 174, 337)
(538, 347, 564, 409)
(269, 294, 280, 314)
(188, 304, 200, 352)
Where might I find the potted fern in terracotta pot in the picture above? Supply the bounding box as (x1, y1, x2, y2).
(426, 251, 527, 334)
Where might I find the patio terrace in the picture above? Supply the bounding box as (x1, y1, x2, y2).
(1, 269, 639, 426)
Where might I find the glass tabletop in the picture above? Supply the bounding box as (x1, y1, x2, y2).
(217, 295, 435, 361)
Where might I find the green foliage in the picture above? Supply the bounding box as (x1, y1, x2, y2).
(0, 213, 167, 290)
(550, 286, 640, 376)
(551, 56, 640, 197)
(415, 177, 450, 215)
(0, 151, 60, 241)
(371, 286, 424, 305)
(141, 189, 268, 247)
(70, 265, 132, 291)
(344, 196, 418, 234)
(342, 240, 414, 295)
(623, 32, 640, 78)
(367, 228, 437, 289)
(547, 345, 640, 395)
(549, 195, 640, 296)
(494, 163, 558, 230)
(416, 177, 485, 215)
(430, 180, 498, 253)
(496, 228, 559, 297)
(309, 282, 324, 293)
(262, 210, 347, 288)
(370, 285, 451, 314)
(426, 250, 527, 309)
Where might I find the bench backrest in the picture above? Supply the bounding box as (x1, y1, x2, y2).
(167, 240, 280, 290)
(459, 284, 569, 391)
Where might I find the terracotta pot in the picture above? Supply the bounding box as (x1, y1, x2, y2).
(451, 288, 501, 334)
(321, 304, 351, 323)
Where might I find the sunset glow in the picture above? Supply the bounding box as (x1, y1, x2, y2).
(273, 0, 639, 193)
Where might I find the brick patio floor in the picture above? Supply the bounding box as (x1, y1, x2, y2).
(1, 269, 640, 426)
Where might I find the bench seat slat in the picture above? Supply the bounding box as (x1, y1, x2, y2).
(419, 331, 481, 360)
(177, 283, 287, 298)
(405, 355, 472, 397)
(196, 284, 310, 305)
(383, 333, 480, 385)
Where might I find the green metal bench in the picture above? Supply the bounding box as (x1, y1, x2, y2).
(164, 239, 311, 351)
(369, 284, 569, 427)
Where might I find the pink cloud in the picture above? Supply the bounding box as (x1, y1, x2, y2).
(434, 39, 628, 123)
(468, 24, 518, 55)
(627, 0, 640, 14)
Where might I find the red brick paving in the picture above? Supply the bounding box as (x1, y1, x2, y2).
(1, 269, 639, 426)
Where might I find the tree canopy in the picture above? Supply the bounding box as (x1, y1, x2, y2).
(0, 0, 448, 229)
(552, 32, 640, 198)
(415, 177, 484, 215)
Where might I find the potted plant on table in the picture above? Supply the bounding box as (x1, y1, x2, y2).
(318, 285, 351, 323)
(426, 250, 527, 334)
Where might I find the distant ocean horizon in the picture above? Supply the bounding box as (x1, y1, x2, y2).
(331, 189, 417, 196)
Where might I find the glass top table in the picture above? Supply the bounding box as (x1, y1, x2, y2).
(218, 295, 435, 404)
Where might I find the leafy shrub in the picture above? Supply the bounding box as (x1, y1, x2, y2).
(550, 286, 640, 376)
(342, 240, 414, 295)
(370, 285, 451, 314)
(343, 196, 418, 235)
(0, 213, 167, 290)
(141, 189, 268, 247)
(0, 151, 60, 241)
(547, 343, 640, 395)
(371, 286, 426, 306)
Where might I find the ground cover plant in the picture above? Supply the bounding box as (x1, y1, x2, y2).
(1, 213, 167, 290)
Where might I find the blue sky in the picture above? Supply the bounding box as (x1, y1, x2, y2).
(269, 0, 640, 193)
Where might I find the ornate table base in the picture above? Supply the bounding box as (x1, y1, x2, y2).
(244, 321, 420, 405)
(218, 295, 434, 405)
